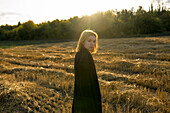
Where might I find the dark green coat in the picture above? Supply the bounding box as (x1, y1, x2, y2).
(72, 46, 102, 113)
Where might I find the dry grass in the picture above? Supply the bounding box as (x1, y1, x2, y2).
(0, 36, 170, 113)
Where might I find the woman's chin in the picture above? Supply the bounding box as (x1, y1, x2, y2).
(89, 49, 93, 51)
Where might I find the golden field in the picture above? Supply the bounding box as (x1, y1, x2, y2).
(0, 36, 170, 113)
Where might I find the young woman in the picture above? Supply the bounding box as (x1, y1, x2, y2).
(72, 30, 102, 113)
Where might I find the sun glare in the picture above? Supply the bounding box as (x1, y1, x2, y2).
(1, 0, 168, 25)
(50, 0, 152, 20)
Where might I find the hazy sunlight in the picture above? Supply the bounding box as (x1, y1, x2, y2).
(0, 0, 169, 25)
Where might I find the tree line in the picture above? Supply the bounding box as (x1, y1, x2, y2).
(0, 4, 170, 41)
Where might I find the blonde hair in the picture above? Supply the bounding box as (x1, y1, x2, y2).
(76, 30, 98, 53)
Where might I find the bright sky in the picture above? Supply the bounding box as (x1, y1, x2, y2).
(0, 0, 169, 25)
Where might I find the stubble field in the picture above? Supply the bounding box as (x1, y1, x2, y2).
(0, 36, 170, 113)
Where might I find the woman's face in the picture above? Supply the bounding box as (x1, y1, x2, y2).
(83, 35, 96, 51)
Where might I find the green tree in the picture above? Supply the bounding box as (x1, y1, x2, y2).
(68, 16, 81, 39)
(134, 14, 163, 34)
(37, 23, 51, 39)
(0, 28, 6, 40)
(17, 20, 37, 40)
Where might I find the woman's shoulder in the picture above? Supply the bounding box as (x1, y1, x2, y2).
(75, 51, 90, 61)
(76, 50, 90, 56)
(75, 52, 80, 58)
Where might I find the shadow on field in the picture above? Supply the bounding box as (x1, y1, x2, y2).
(0, 39, 75, 49)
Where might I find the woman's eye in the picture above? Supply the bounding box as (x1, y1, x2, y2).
(88, 40, 91, 42)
